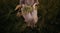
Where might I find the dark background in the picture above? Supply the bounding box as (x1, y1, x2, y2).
(0, 0, 60, 33)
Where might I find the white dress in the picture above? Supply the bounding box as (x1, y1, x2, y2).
(19, 0, 39, 27)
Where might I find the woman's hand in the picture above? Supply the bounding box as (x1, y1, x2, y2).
(15, 5, 22, 11)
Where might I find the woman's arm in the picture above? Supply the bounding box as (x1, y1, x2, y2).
(34, 0, 39, 5)
(15, 0, 25, 11)
(15, 5, 22, 11)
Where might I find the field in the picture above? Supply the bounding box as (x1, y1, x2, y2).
(0, 0, 60, 33)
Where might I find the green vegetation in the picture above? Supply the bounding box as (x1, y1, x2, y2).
(21, 5, 33, 14)
(0, 0, 60, 33)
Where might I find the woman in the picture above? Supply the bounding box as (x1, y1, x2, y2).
(15, 0, 39, 27)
